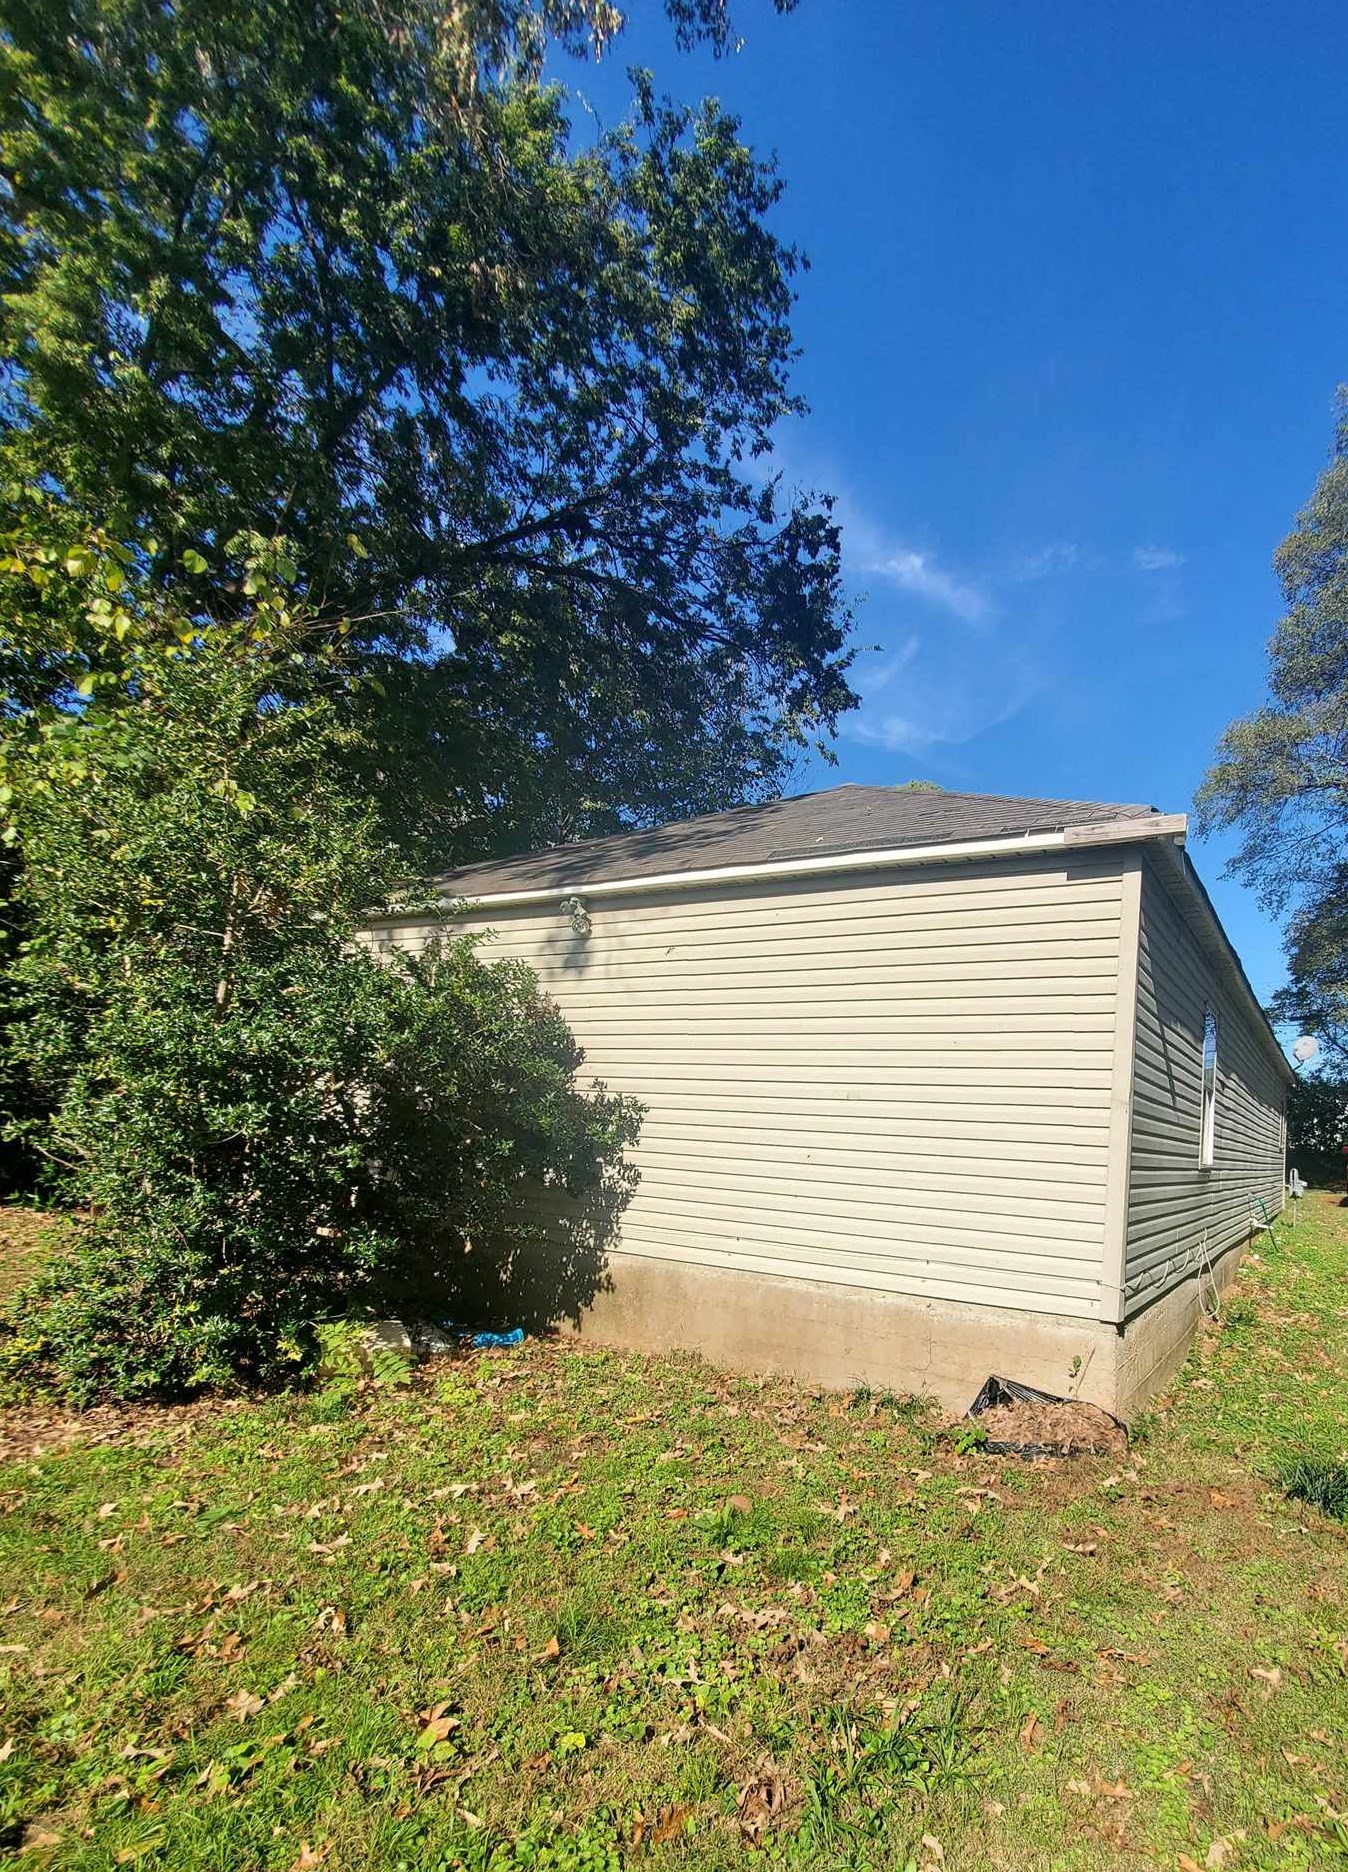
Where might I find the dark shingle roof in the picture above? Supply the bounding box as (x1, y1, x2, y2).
(433, 785, 1159, 898)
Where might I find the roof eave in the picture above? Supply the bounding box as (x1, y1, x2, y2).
(1143, 836, 1295, 1085)
(367, 812, 1188, 918)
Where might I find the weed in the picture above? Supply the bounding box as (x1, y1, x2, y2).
(1278, 1457, 1348, 1522)
(949, 1418, 988, 1456)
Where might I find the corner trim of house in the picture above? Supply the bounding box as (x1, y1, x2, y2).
(1100, 851, 1143, 1324)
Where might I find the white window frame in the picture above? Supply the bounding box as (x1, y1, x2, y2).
(1199, 1005, 1218, 1169)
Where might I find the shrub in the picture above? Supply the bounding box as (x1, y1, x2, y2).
(0, 525, 639, 1401)
(3, 935, 637, 1403)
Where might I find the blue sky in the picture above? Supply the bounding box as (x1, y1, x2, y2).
(573, 0, 1348, 1011)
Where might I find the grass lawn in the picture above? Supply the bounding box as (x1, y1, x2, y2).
(1, 1198, 1346, 1871)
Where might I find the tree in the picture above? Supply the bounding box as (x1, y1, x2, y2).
(0, 0, 851, 863)
(1197, 395, 1348, 1062)
(0, 521, 639, 1400)
(1285, 1073, 1348, 1186)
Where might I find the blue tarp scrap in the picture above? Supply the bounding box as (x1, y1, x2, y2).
(437, 1321, 525, 1349)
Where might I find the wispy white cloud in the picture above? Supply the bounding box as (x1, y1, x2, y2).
(1013, 541, 1082, 581)
(859, 632, 922, 698)
(753, 446, 1035, 760)
(1132, 544, 1184, 573)
(844, 623, 1042, 761)
(817, 485, 992, 624)
(847, 679, 1039, 759)
(739, 446, 992, 622)
(862, 548, 990, 623)
(849, 712, 944, 757)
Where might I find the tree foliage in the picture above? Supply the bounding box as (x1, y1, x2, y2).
(0, 0, 849, 861)
(1197, 395, 1348, 1061)
(1285, 1073, 1348, 1186)
(0, 523, 639, 1401)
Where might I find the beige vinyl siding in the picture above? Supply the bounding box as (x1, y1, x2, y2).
(369, 851, 1126, 1320)
(1123, 858, 1286, 1314)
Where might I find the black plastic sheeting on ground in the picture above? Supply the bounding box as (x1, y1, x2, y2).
(966, 1373, 1128, 1461)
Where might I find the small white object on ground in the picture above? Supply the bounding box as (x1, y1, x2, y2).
(360, 1319, 413, 1362)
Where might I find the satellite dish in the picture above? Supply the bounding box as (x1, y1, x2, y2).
(1292, 1035, 1320, 1064)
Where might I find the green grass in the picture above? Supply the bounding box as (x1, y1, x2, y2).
(1, 1197, 1346, 1870)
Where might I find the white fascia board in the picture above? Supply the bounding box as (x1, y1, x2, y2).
(408, 815, 1186, 915)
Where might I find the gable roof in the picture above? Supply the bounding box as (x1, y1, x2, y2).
(432, 785, 1161, 898)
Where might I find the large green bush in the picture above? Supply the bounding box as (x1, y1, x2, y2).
(0, 521, 639, 1401)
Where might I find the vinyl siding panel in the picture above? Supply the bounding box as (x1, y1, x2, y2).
(1123, 858, 1286, 1313)
(368, 854, 1127, 1319)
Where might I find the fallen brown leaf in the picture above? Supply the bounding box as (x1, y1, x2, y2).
(288, 1844, 333, 1871)
(647, 1804, 692, 1845)
(737, 1765, 789, 1841)
(1205, 1834, 1244, 1869)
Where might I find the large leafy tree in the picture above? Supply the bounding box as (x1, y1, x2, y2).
(1197, 396, 1348, 1061)
(0, 0, 852, 862)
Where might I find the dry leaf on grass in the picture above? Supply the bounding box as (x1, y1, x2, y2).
(1205, 1834, 1244, 1868)
(1070, 1773, 1134, 1801)
(632, 1803, 692, 1847)
(737, 1765, 789, 1841)
(1018, 1711, 1044, 1752)
(288, 1844, 333, 1870)
(224, 1688, 264, 1720)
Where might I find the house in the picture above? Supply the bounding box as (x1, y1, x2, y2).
(366, 787, 1291, 1417)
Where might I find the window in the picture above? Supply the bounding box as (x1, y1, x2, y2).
(1199, 1006, 1218, 1168)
